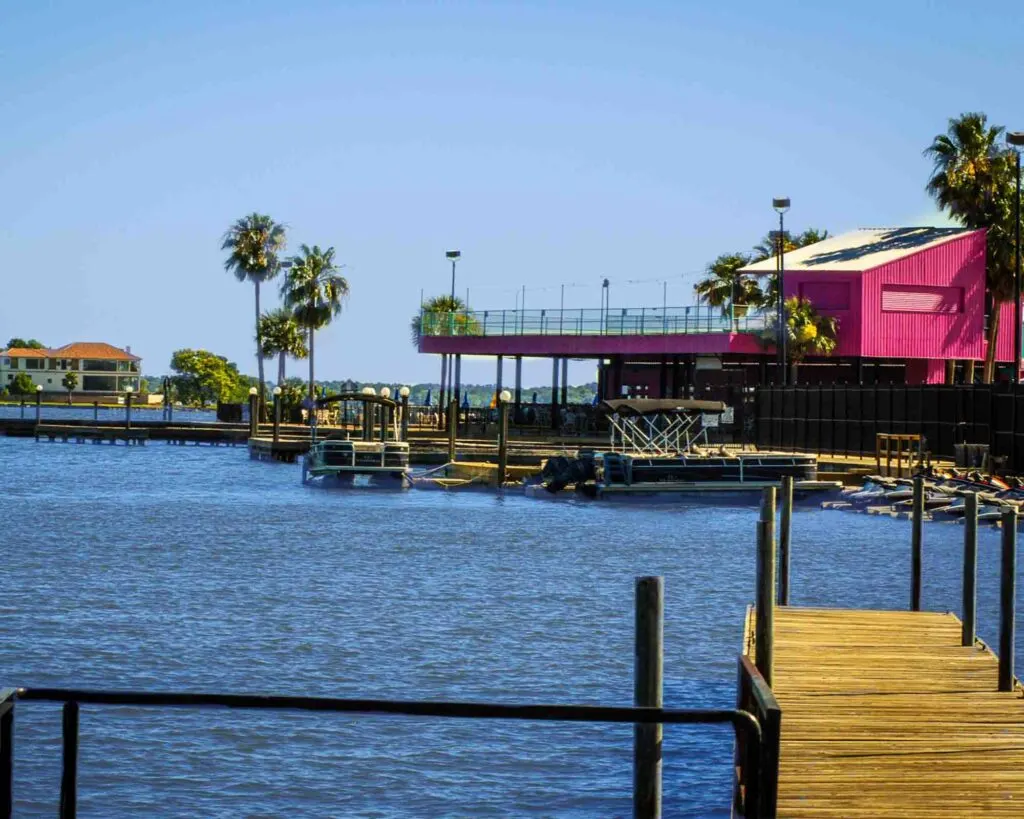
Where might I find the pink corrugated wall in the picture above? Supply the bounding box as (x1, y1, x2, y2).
(859, 230, 987, 359)
(783, 273, 862, 356)
(993, 300, 1022, 364)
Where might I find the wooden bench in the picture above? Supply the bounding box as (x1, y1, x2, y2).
(875, 432, 925, 477)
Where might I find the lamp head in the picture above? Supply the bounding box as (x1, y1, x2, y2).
(772, 197, 791, 213)
(248, 386, 258, 396)
(379, 387, 391, 398)
(446, 250, 461, 260)
(35, 384, 43, 392)
(399, 386, 411, 398)
(273, 386, 282, 396)
(499, 389, 512, 403)
(361, 386, 375, 396)
(1008, 132, 1024, 148)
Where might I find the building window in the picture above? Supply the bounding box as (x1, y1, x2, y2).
(881, 284, 964, 313)
(24, 359, 42, 370)
(47, 378, 52, 384)
(83, 359, 118, 372)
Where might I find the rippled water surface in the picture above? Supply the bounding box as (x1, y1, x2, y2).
(1, 438, 1021, 817)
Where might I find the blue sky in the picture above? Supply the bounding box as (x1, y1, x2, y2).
(0, 0, 1019, 385)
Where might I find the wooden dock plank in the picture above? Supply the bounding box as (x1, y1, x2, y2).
(748, 607, 1024, 818)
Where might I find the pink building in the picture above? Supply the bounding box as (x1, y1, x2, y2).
(418, 227, 1017, 410)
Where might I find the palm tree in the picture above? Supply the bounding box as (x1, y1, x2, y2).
(221, 213, 287, 410)
(761, 296, 839, 383)
(411, 295, 475, 412)
(694, 253, 764, 323)
(752, 229, 830, 308)
(925, 113, 1019, 382)
(258, 308, 308, 386)
(281, 244, 349, 402)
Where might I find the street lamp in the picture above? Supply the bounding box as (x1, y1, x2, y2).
(496, 389, 513, 488)
(773, 197, 791, 385)
(35, 383, 43, 424)
(1008, 132, 1024, 384)
(379, 386, 391, 399)
(248, 386, 259, 437)
(272, 385, 282, 443)
(124, 386, 133, 430)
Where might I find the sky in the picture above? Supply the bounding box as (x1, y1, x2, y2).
(1, 0, 1020, 386)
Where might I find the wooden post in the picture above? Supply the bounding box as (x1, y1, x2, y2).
(447, 398, 457, 463)
(999, 508, 1017, 692)
(248, 393, 258, 438)
(756, 487, 776, 687)
(778, 476, 793, 606)
(59, 700, 78, 819)
(496, 397, 509, 488)
(93, 401, 99, 422)
(911, 475, 924, 611)
(400, 393, 410, 441)
(35, 390, 42, 424)
(634, 576, 663, 819)
(962, 493, 979, 646)
(125, 391, 133, 430)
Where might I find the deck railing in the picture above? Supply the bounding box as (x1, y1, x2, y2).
(0, 686, 773, 818)
(419, 307, 770, 337)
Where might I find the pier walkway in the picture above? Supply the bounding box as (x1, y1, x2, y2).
(747, 607, 1024, 817)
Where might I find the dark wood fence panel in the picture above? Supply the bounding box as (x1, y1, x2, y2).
(754, 384, 1024, 470)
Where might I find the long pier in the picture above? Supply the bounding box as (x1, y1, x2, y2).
(744, 479, 1024, 818)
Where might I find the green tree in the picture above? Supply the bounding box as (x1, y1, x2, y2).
(61, 371, 78, 405)
(258, 307, 308, 386)
(925, 113, 1020, 382)
(761, 296, 839, 383)
(281, 244, 349, 402)
(411, 295, 479, 410)
(10, 372, 35, 395)
(169, 348, 246, 407)
(6, 338, 45, 349)
(221, 213, 287, 407)
(694, 253, 764, 321)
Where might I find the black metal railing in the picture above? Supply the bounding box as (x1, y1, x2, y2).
(0, 687, 771, 818)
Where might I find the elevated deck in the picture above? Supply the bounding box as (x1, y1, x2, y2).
(746, 607, 1024, 817)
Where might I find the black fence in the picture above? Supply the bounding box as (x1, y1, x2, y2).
(755, 384, 1024, 469)
(0, 686, 773, 818)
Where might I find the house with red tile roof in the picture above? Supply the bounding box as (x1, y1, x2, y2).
(0, 342, 141, 395)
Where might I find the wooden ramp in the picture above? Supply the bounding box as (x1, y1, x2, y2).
(748, 607, 1024, 818)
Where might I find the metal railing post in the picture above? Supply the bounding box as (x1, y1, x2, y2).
(778, 476, 793, 606)
(999, 508, 1017, 692)
(962, 493, 978, 646)
(911, 475, 924, 611)
(756, 488, 776, 687)
(59, 701, 79, 819)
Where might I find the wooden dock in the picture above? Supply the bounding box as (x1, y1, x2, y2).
(746, 607, 1024, 817)
(35, 424, 148, 445)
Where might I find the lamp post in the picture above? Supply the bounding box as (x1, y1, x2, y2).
(379, 386, 391, 442)
(123, 387, 133, 430)
(497, 388, 512, 488)
(1008, 132, 1024, 384)
(773, 197, 791, 385)
(399, 385, 411, 441)
(602, 278, 610, 334)
(248, 386, 259, 438)
(35, 383, 43, 424)
(272, 386, 282, 444)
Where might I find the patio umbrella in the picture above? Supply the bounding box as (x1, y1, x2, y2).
(424, 389, 432, 407)
(462, 395, 470, 409)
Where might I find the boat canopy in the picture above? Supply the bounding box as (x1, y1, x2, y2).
(316, 392, 398, 409)
(600, 398, 726, 416)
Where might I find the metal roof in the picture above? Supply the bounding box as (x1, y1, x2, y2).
(739, 227, 979, 274)
(600, 399, 727, 416)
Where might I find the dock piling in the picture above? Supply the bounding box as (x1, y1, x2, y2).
(962, 493, 978, 647)
(911, 475, 924, 611)
(778, 476, 793, 606)
(59, 700, 78, 819)
(400, 393, 409, 441)
(447, 399, 457, 463)
(125, 391, 132, 430)
(633, 576, 663, 819)
(756, 488, 776, 687)
(496, 394, 509, 488)
(999, 508, 1017, 692)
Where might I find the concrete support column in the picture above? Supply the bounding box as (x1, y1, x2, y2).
(496, 355, 503, 402)
(551, 357, 560, 430)
(560, 357, 568, 407)
(514, 355, 523, 423)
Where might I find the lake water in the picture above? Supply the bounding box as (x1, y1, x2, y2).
(1, 437, 1020, 817)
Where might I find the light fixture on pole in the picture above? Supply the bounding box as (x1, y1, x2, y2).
(602, 278, 610, 334)
(772, 197, 791, 385)
(1008, 132, 1024, 385)
(272, 385, 282, 444)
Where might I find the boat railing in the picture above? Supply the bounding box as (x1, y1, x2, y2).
(0, 686, 774, 818)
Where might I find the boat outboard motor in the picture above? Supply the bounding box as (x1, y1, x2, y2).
(541, 455, 596, 493)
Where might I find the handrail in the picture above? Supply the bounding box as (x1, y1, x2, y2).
(419, 307, 770, 338)
(736, 656, 782, 819)
(0, 686, 771, 818)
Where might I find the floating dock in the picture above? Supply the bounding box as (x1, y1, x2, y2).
(746, 607, 1024, 817)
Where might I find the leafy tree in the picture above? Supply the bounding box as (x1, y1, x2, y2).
(169, 348, 246, 407)
(925, 112, 1020, 382)
(61, 371, 78, 404)
(9, 372, 35, 395)
(761, 296, 839, 383)
(6, 338, 45, 349)
(281, 244, 349, 402)
(221, 213, 287, 407)
(694, 253, 764, 321)
(258, 307, 308, 386)
(411, 295, 480, 413)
